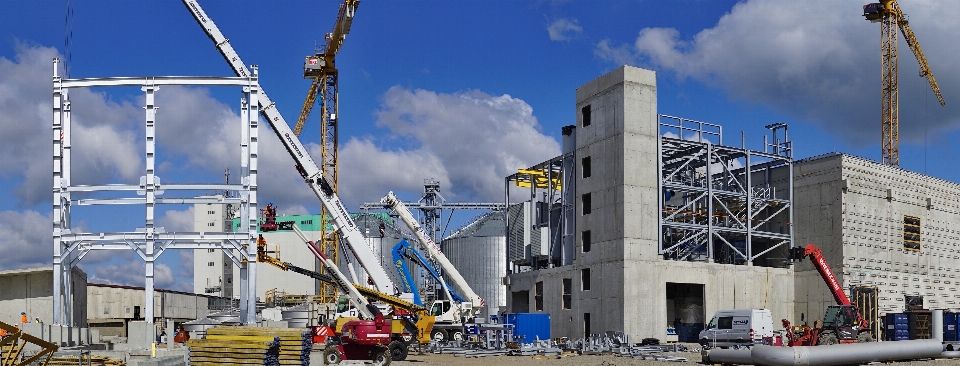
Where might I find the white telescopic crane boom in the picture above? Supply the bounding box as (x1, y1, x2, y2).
(182, 0, 395, 295)
(380, 192, 484, 311)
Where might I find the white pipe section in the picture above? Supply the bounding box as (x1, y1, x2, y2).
(748, 340, 942, 366)
(934, 309, 944, 342)
(704, 349, 752, 364)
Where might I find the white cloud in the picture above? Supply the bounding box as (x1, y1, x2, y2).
(0, 210, 52, 270)
(338, 86, 560, 204)
(158, 207, 195, 232)
(597, 0, 960, 146)
(547, 18, 583, 41)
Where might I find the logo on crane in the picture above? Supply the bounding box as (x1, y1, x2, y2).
(284, 133, 304, 158)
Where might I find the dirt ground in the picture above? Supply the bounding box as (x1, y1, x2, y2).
(310, 346, 960, 366)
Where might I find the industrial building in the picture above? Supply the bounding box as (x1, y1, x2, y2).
(505, 66, 796, 340)
(793, 153, 960, 320)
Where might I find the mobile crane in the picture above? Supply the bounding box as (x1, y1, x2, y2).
(379, 192, 484, 341)
(256, 226, 434, 362)
(782, 243, 873, 345)
(181, 0, 396, 295)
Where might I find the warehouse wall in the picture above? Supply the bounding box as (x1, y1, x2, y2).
(0, 267, 87, 327)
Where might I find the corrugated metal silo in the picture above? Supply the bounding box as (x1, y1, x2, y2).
(441, 211, 507, 309)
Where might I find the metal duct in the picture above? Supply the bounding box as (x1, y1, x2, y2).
(749, 340, 943, 366)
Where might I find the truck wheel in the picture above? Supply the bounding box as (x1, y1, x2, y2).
(372, 348, 391, 366)
(450, 329, 464, 342)
(856, 332, 875, 343)
(431, 329, 447, 342)
(323, 346, 342, 365)
(388, 340, 408, 361)
(818, 333, 838, 345)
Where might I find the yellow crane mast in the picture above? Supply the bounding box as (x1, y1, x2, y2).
(863, 0, 944, 166)
(298, 0, 360, 303)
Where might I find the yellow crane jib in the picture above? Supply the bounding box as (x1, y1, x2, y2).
(515, 168, 562, 189)
(863, 0, 944, 166)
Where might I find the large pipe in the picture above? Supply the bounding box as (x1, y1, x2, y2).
(750, 340, 943, 366)
(934, 309, 944, 342)
(704, 349, 752, 364)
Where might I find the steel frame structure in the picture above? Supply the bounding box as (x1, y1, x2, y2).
(52, 59, 262, 325)
(503, 154, 571, 270)
(657, 115, 794, 266)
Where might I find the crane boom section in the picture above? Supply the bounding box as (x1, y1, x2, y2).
(182, 0, 395, 295)
(381, 192, 484, 310)
(890, 1, 945, 106)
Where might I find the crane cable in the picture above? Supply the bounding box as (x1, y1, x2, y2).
(63, 0, 74, 78)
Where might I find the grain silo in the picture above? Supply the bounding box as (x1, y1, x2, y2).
(441, 211, 507, 312)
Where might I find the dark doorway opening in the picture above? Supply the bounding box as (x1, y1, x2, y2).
(666, 283, 705, 342)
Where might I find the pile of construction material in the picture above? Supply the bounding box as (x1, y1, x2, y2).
(187, 326, 311, 366)
(46, 355, 125, 366)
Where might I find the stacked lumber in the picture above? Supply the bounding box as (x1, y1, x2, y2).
(46, 355, 125, 366)
(188, 326, 311, 366)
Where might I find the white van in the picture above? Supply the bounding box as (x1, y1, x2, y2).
(698, 309, 774, 349)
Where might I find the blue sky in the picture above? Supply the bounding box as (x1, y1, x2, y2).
(2, 0, 959, 292)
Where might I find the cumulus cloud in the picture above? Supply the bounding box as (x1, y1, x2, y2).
(87, 260, 190, 292)
(0, 210, 52, 269)
(336, 86, 560, 204)
(596, 0, 960, 146)
(547, 18, 583, 41)
(158, 207, 195, 232)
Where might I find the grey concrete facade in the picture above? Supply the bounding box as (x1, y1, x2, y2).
(0, 267, 87, 327)
(794, 153, 960, 321)
(506, 66, 794, 340)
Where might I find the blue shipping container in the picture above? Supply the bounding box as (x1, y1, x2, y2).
(945, 313, 960, 342)
(504, 313, 550, 342)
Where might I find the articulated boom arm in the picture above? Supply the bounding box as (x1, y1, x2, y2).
(182, 0, 395, 295)
(392, 239, 465, 307)
(790, 244, 850, 306)
(258, 228, 430, 321)
(380, 192, 484, 310)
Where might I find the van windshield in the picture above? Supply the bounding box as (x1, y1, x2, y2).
(706, 317, 718, 330)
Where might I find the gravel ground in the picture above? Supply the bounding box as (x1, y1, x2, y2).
(310, 343, 960, 366)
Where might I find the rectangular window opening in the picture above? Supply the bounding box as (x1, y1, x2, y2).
(581, 156, 592, 178)
(535, 281, 544, 311)
(582, 230, 592, 253)
(581, 268, 591, 291)
(581, 105, 591, 127)
(582, 193, 592, 215)
(562, 278, 572, 310)
(584, 313, 591, 338)
(904, 215, 921, 251)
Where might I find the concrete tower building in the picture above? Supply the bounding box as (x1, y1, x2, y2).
(506, 66, 795, 340)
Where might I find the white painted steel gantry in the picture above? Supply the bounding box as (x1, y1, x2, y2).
(181, 0, 396, 295)
(52, 59, 263, 325)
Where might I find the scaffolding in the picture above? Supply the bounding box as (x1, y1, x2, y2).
(657, 116, 794, 267)
(52, 59, 262, 325)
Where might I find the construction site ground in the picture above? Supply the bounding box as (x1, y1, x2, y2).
(303, 344, 960, 366)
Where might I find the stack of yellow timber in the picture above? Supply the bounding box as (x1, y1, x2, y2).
(46, 355, 125, 366)
(188, 326, 310, 366)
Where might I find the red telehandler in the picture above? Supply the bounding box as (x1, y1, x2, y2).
(782, 243, 874, 345)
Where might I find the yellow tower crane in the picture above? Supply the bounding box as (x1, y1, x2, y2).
(299, 0, 359, 303)
(863, 0, 944, 166)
